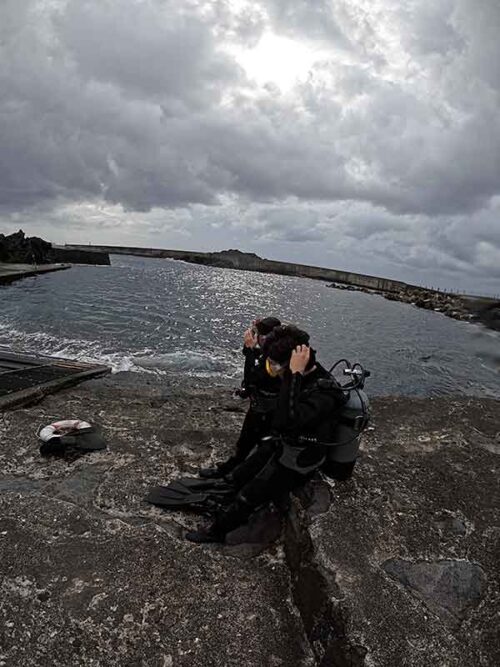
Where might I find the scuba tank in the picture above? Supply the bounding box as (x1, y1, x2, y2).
(325, 360, 370, 466)
(297, 360, 371, 474)
(329, 385, 370, 463)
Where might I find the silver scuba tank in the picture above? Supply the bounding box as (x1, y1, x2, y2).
(327, 388, 370, 464)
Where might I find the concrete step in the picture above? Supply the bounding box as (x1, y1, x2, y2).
(0, 351, 111, 410)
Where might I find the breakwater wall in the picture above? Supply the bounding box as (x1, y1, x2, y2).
(64, 244, 411, 293)
(51, 245, 111, 265)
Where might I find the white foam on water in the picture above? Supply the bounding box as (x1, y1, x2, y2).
(0, 323, 142, 374)
(132, 350, 240, 378)
(0, 322, 240, 378)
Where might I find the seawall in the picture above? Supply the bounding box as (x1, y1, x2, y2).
(63, 244, 410, 293)
(0, 263, 70, 285)
(62, 244, 500, 328)
(51, 245, 111, 265)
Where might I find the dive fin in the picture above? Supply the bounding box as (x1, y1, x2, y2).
(163, 478, 233, 498)
(146, 487, 215, 511)
(175, 477, 233, 493)
(145, 477, 235, 512)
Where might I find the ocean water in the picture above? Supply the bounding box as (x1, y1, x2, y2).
(0, 255, 498, 397)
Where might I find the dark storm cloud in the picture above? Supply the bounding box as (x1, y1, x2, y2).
(0, 0, 499, 292)
(58, 1, 240, 105)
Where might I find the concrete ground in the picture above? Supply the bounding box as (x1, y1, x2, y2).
(0, 263, 70, 285)
(0, 374, 498, 666)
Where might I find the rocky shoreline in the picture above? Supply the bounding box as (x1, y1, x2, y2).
(0, 230, 110, 266)
(1, 372, 499, 665)
(0, 230, 53, 264)
(331, 281, 500, 330)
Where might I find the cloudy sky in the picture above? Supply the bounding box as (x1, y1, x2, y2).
(1, 0, 499, 294)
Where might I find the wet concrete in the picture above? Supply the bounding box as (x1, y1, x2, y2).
(0, 375, 499, 665)
(0, 263, 70, 285)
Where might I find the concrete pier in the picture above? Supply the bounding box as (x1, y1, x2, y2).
(0, 373, 498, 665)
(0, 351, 111, 410)
(0, 263, 70, 285)
(64, 244, 410, 293)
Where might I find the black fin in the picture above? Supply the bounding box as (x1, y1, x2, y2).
(176, 477, 233, 493)
(146, 487, 209, 506)
(145, 478, 234, 512)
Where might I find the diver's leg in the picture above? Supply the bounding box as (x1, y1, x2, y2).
(237, 461, 303, 509)
(199, 408, 267, 479)
(186, 458, 304, 543)
(228, 439, 277, 490)
(232, 408, 267, 462)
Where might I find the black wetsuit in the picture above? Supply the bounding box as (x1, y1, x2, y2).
(213, 364, 346, 535)
(219, 346, 280, 474)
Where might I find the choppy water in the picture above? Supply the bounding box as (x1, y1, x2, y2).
(0, 255, 498, 397)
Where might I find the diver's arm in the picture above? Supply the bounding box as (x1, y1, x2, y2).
(242, 346, 261, 388)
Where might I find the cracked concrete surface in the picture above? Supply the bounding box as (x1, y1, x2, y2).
(1, 375, 499, 666)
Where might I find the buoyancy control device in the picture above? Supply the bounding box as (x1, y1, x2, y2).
(299, 359, 371, 469)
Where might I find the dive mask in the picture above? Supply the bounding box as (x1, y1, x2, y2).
(266, 358, 285, 377)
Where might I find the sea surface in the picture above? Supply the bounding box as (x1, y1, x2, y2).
(0, 255, 498, 397)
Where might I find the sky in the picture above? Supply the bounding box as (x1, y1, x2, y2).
(1, 0, 499, 295)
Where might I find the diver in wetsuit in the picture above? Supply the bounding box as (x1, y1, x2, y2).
(186, 325, 347, 543)
(199, 316, 281, 479)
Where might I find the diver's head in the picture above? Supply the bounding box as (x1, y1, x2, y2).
(264, 325, 316, 377)
(254, 317, 281, 347)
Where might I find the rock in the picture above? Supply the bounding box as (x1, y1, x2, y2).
(383, 559, 486, 624)
(435, 512, 468, 537)
(295, 478, 332, 518)
(476, 302, 500, 331)
(0, 230, 111, 266)
(0, 229, 52, 264)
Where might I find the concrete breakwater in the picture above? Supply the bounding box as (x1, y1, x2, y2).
(334, 283, 500, 329)
(1, 372, 499, 665)
(0, 262, 70, 286)
(50, 245, 111, 266)
(65, 244, 499, 329)
(64, 244, 409, 292)
(388, 288, 500, 328)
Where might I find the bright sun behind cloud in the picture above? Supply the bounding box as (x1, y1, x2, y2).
(235, 32, 325, 90)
